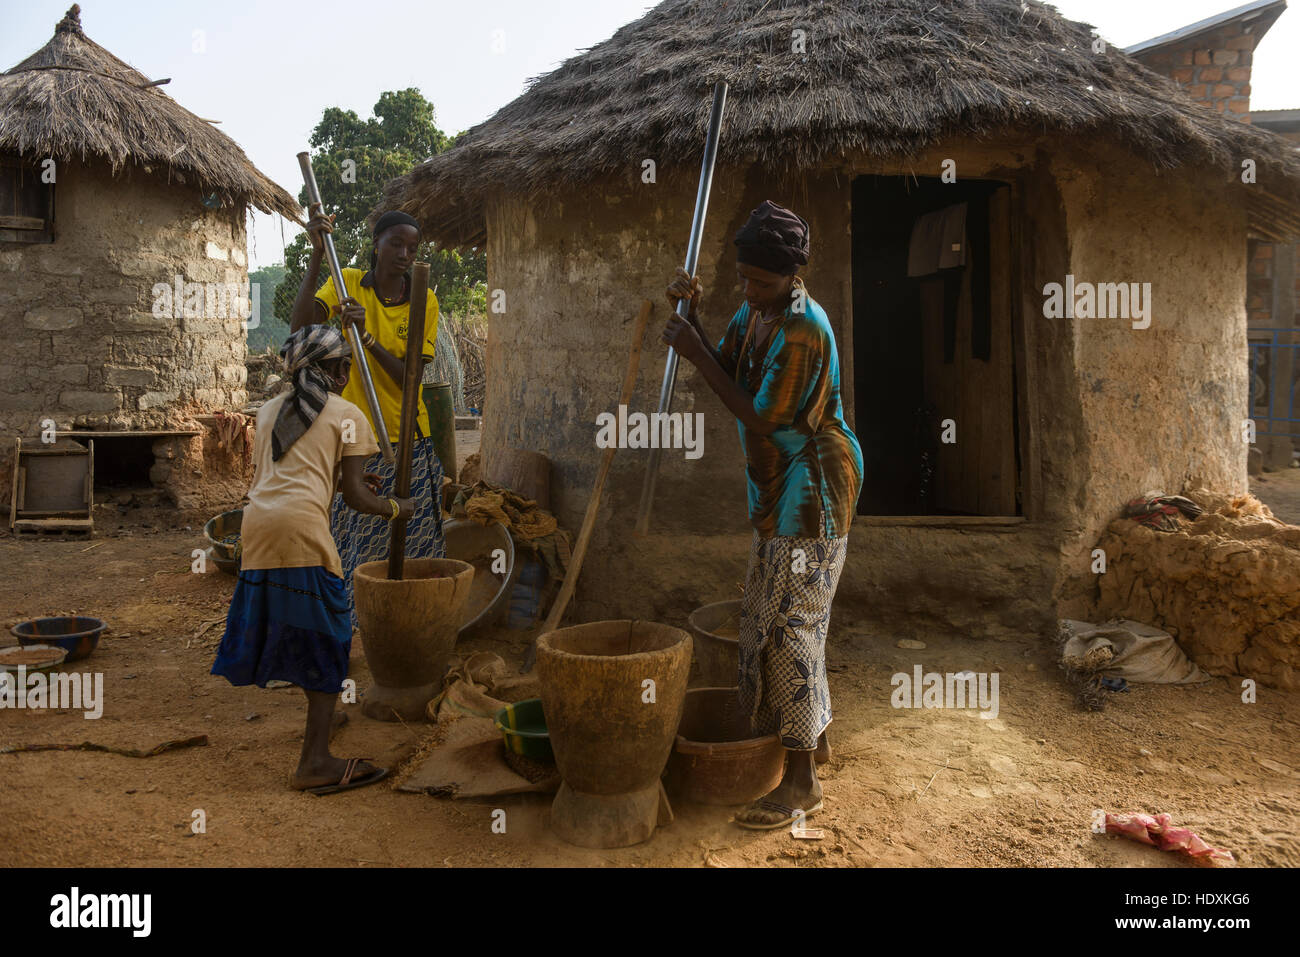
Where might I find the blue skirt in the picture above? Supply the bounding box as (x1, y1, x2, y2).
(330, 435, 446, 629)
(211, 567, 352, 694)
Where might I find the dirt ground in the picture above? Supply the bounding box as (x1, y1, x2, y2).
(1250, 465, 1300, 526)
(1, 447, 1296, 868)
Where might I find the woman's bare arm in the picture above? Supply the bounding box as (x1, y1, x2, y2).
(661, 315, 777, 436)
(339, 455, 413, 518)
(290, 206, 333, 334)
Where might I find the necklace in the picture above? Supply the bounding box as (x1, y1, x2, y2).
(378, 276, 406, 305)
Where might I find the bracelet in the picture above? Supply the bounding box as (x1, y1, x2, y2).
(362, 331, 376, 348)
(386, 497, 400, 522)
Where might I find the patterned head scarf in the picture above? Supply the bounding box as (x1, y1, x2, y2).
(734, 200, 810, 275)
(271, 325, 352, 461)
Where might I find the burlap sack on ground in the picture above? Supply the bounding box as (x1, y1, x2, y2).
(1060, 619, 1210, 684)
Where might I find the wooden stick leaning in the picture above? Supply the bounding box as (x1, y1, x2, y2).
(524, 299, 654, 670)
(387, 261, 430, 581)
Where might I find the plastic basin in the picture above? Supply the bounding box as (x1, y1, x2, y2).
(494, 697, 553, 761)
(203, 508, 244, 575)
(442, 519, 517, 636)
(666, 687, 786, 806)
(687, 599, 741, 688)
(12, 616, 107, 663)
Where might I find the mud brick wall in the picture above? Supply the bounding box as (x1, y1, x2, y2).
(482, 135, 1249, 636)
(1091, 489, 1300, 690)
(0, 158, 250, 439)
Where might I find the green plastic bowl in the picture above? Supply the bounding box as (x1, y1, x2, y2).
(493, 698, 553, 762)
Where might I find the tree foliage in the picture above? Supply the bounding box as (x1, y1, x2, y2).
(273, 89, 485, 325)
(247, 264, 288, 352)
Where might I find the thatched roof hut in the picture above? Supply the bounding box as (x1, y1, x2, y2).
(0, 6, 298, 511)
(385, 0, 1300, 246)
(380, 0, 1300, 686)
(0, 5, 298, 219)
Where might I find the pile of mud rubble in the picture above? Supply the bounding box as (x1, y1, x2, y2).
(1089, 488, 1300, 690)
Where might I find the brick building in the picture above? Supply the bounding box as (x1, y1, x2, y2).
(1129, 0, 1300, 468)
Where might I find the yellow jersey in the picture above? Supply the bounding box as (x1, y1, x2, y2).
(315, 267, 439, 445)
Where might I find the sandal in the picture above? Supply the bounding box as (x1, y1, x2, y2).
(298, 757, 388, 796)
(733, 798, 824, 831)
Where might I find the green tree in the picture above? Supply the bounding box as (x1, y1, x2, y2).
(273, 89, 485, 325)
(247, 263, 288, 351)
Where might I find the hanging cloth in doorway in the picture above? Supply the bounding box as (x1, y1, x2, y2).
(909, 203, 967, 364)
(907, 200, 992, 364)
(906, 202, 967, 277)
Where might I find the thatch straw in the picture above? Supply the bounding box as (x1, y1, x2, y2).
(381, 0, 1300, 247)
(0, 6, 301, 220)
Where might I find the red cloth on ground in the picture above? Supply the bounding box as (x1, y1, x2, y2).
(1105, 811, 1234, 865)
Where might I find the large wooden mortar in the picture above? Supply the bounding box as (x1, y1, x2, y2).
(536, 620, 692, 848)
(354, 557, 474, 721)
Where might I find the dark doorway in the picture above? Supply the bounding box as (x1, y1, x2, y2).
(68, 432, 154, 489)
(851, 175, 1020, 516)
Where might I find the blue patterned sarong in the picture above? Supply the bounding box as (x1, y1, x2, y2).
(330, 435, 445, 628)
(211, 566, 352, 693)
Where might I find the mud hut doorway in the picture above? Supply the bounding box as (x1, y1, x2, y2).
(851, 174, 1021, 518)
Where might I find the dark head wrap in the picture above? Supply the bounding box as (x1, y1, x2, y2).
(367, 211, 423, 278)
(372, 210, 421, 241)
(271, 326, 352, 461)
(734, 200, 810, 275)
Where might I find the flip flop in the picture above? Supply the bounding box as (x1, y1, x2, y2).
(300, 757, 388, 796)
(733, 798, 824, 831)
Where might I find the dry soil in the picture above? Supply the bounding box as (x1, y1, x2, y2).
(2, 503, 1296, 867)
(0, 439, 1295, 868)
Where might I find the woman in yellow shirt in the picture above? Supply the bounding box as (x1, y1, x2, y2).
(289, 208, 445, 626)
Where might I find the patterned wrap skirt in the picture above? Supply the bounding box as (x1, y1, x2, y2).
(330, 435, 446, 629)
(211, 567, 352, 694)
(737, 532, 848, 750)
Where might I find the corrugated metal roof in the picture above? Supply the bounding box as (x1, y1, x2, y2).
(1125, 0, 1286, 55)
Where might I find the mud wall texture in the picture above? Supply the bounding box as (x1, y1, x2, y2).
(1052, 143, 1250, 617)
(0, 159, 250, 438)
(150, 415, 254, 513)
(481, 137, 1250, 636)
(1090, 490, 1300, 690)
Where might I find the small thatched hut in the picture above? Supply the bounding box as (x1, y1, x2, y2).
(0, 6, 299, 507)
(384, 0, 1300, 641)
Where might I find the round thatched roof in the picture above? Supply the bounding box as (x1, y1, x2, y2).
(383, 0, 1300, 248)
(0, 6, 300, 220)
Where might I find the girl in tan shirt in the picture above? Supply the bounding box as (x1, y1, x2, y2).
(212, 326, 412, 794)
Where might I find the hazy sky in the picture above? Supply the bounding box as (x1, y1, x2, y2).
(4, 0, 1297, 269)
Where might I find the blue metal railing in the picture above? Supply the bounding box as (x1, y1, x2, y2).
(1248, 328, 1300, 439)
